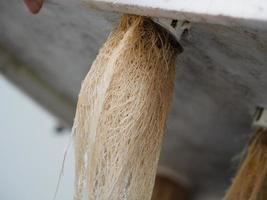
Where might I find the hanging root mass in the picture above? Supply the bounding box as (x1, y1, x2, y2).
(73, 15, 181, 200)
(224, 128, 267, 200)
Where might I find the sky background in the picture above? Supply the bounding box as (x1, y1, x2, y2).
(0, 74, 74, 200)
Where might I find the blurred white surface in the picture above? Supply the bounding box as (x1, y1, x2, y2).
(0, 74, 74, 200)
(86, 0, 267, 28)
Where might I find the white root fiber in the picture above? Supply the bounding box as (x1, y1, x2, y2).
(73, 15, 181, 200)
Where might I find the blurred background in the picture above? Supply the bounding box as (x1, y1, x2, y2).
(0, 0, 267, 200)
(0, 74, 74, 200)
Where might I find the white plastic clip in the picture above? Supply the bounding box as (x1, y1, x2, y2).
(253, 107, 267, 129)
(152, 18, 191, 42)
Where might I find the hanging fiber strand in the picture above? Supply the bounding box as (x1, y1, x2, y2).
(73, 15, 181, 200)
(224, 128, 267, 200)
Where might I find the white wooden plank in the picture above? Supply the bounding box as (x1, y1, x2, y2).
(84, 0, 267, 28)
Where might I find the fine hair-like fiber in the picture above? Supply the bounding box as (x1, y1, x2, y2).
(224, 128, 267, 200)
(73, 15, 181, 200)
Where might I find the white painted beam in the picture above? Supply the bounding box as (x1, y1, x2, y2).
(84, 0, 267, 28)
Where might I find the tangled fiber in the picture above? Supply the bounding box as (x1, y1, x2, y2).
(224, 128, 267, 200)
(73, 15, 181, 200)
